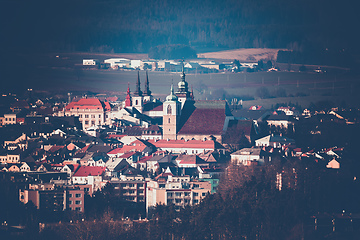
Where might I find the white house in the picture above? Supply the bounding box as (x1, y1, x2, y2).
(83, 59, 99, 66)
(255, 135, 295, 148)
(230, 148, 263, 166)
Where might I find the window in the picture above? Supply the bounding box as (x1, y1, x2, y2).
(135, 100, 138, 105)
(79, 114, 82, 118)
(193, 192, 199, 197)
(75, 200, 81, 205)
(85, 120, 89, 125)
(84, 188, 90, 192)
(99, 115, 101, 118)
(69, 194, 72, 198)
(129, 184, 134, 187)
(194, 199, 199, 204)
(202, 192, 206, 197)
(129, 190, 135, 194)
(175, 192, 182, 197)
(167, 192, 173, 197)
(68, 201, 72, 205)
(91, 121, 95, 125)
(75, 193, 81, 198)
(85, 114, 89, 118)
(168, 118, 170, 123)
(167, 105, 172, 114)
(91, 115, 95, 118)
(184, 192, 189, 197)
(75, 207, 82, 211)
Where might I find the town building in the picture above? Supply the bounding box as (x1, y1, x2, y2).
(64, 98, 112, 131)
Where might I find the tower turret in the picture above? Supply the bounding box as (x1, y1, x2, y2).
(143, 71, 151, 96)
(163, 84, 181, 140)
(132, 71, 144, 112)
(125, 83, 132, 107)
(175, 63, 191, 108)
(134, 71, 142, 96)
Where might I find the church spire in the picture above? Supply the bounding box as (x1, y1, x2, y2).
(180, 62, 186, 83)
(125, 83, 132, 107)
(143, 71, 151, 96)
(134, 71, 142, 96)
(177, 62, 188, 93)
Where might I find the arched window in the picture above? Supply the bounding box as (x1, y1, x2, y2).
(168, 118, 171, 123)
(167, 105, 172, 115)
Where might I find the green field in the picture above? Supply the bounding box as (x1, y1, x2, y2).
(28, 69, 359, 109)
(2, 52, 359, 109)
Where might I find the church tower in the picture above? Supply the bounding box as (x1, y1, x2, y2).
(143, 71, 152, 102)
(163, 85, 181, 140)
(175, 64, 191, 108)
(132, 71, 144, 112)
(124, 83, 132, 108)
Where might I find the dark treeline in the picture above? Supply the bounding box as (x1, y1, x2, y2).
(1, 0, 359, 55)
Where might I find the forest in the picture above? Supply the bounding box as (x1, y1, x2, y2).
(1, 0, 359, 59)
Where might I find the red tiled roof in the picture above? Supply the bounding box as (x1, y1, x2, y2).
(73, 166, 106, 177)
(120, 152, 137, 159)
(148, 139, 215, 149)
(48, 145, 64, 153)
(152, 104, 163, 111)
(65, 98, 106, 110)
(107, 148, 123, 155)
(222, 119, 253, 144)
(106, 97, 118, 102)
(104, 102, 111, 111)
(138, 155, 153, 163)
(107, 140, 149, 155)
(76, 144, 91, 154)
(155, 172, 173, 180)
(177, 155, 207, 165)
(178, 108, 226, 135)
(106, 134, 126, 139)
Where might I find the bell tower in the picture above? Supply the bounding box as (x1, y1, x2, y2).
(143, 71, 152, 102)
(175, 64, 191, 108)
(163, 85, 181, 140)
(132, 71, 144, 112)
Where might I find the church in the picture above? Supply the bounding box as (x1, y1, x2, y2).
(124, 68, 254, 144)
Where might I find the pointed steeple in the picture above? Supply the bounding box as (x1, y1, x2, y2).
(134, 71, 142, 96)
(180, 62, 186, 82)
(143, 71, 151, 96)
(177, 62, 188, 93)
(125, 83, 132, 107)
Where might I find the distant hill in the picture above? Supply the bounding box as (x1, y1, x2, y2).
(1, 0, 359, 55)
(198, 48, 286, 62)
